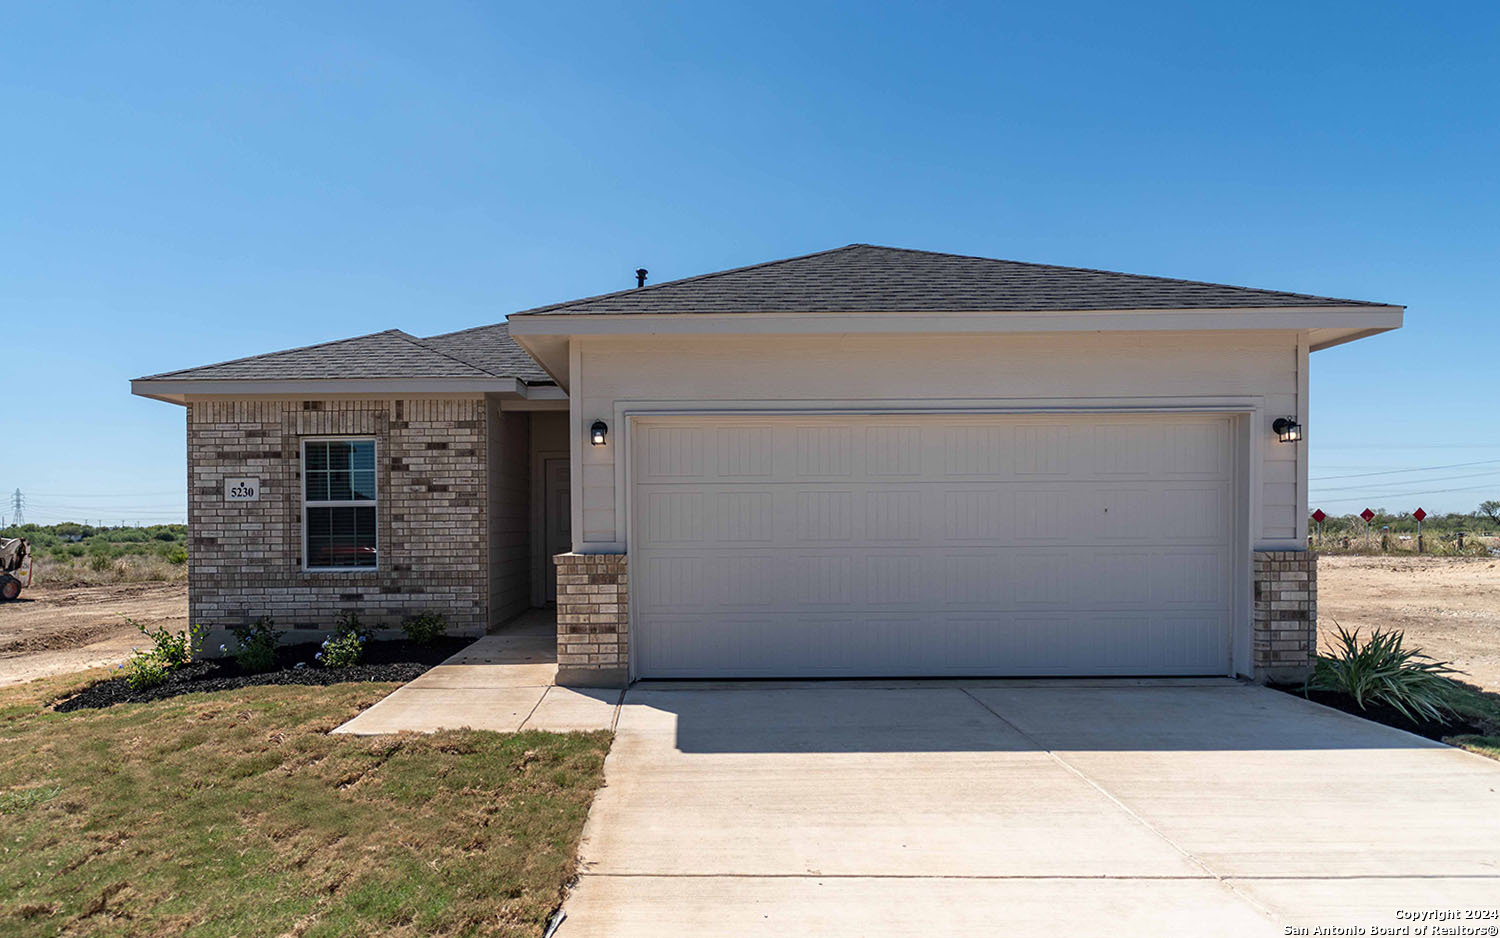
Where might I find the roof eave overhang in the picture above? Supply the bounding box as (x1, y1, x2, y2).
(507, 305, 1405, 384)
(130, 376, 537, 406)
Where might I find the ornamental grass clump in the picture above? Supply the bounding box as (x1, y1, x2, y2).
(1307, 624, 1461, 724)
(318, 611, 370, 668)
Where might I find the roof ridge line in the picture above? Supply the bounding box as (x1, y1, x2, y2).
(389, 330, 505, 377)
(422, 320, 512, 341)
(853, 243, 1397, 308)
(138, 328, 412, 381)
(506, 244, 867, 317)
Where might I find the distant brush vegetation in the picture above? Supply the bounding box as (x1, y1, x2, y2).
(0, 522, 188, 587)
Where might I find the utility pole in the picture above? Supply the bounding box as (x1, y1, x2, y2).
(9, 489, 22, 526)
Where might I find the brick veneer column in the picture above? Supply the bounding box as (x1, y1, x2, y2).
(1253, 550, 1318, 682)
(554, 552, 629, 687)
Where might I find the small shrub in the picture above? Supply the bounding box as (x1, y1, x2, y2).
(165, 547, 188, 565)
(130, 617, 205, 670)
(87, 552, 113, 572)
(124, 655, 171, 690)
(402, 611, 448, 646)
(228, 617, 279, 674)
(318, 612, 370, 669)
(1306, 624, 1461, 724)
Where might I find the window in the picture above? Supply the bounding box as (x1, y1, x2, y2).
(302, 439, 377, 569)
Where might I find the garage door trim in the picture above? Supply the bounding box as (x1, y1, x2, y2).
(620, 405, 1256, 680)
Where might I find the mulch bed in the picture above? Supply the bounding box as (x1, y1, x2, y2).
(1268, 684, 1488, 743)
(54, 636, 476, 712)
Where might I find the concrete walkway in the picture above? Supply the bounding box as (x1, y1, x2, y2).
(332, 610, 621, 735)
(556, 679, 1500, 937)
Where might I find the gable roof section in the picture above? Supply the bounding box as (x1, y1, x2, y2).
(508, 244, 1394, 316)
(421, 322, 551, 382)
(137, 325, 546, 383)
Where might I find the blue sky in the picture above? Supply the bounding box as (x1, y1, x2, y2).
(3, 1, 1497, 524)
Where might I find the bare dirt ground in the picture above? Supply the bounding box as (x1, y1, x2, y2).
(1319, 554, 1500, 692)
(0, 582, 188, 686)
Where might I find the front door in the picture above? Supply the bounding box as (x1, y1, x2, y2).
(544, 458, 571, 602)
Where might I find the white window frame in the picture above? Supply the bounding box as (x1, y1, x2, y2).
(301, 436, 379, 573)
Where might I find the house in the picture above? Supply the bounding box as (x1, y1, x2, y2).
(131, 244, 1403, 687)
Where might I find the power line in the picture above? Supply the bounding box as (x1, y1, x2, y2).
(29, 490, 183, 498)
(1310, 469, 1500, 494)
(9, 489, 22, 525)
(1310, 458, 1500, 482)
(1314, 484, 1500, 506)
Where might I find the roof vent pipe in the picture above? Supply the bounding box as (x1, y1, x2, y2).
(635, 268, 648, 288)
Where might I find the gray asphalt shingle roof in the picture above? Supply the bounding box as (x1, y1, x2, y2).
(139, 328, 539, 382)
(509, 243, 1389, 316)
(421, 322, 551, 382)
(139, 244, 1394, 384)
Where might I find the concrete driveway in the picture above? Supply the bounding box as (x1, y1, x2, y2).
(556, 680, 1500, 937)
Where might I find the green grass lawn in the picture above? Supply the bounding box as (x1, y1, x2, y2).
(0, 672, 611, 937)
(1443, 680, 1500, 760)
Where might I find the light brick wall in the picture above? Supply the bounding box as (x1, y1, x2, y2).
(1253, 549, 1317, 682)
(187, 398, 489, 639)
(554, 552, 628, 687)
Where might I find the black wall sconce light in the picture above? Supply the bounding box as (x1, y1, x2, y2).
(1272, 417, 1303, 443)
(590, 420, 608, 446)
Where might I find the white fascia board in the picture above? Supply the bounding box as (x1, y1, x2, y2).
(522, 383, 568, 400)
(505, 306, 1405, 339)
(130, 376, 526, 405)
(1306, 325, 1404, 352)
(509, 334, 571, 391)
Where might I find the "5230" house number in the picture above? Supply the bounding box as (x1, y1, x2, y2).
(224, 477, 260, 501)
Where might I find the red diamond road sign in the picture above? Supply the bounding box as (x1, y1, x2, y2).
(1360, 508, 1376, 522)
(1312, 509, 1326, 523)
(1412, 507, 1427, 522)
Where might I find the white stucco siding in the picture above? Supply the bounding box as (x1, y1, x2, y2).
(573, 331, 1306, 552)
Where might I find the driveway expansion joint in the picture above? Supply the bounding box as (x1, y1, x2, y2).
(956, 686, 1278, 924)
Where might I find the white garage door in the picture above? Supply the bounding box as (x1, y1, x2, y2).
(632, 414, 1236, 678)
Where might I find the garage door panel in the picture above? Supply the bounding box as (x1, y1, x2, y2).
(633, 414, 1236, 678)
(1152, 550, 1230, 606)
(866, 425, 925, 476)
(716, 425, 775, 477)
(638, 491, 705, 545)
(940, 424, 1010, 476)
(640, 425, 708, 479)
(1160, 485, 1233, 540)
(791, 490, 853, 542)
(942, 490, 1012, 541)
(1014, 424, 1073, 475)
(942, 552, 1014, 608)
(865, 489, 926, 541)
(794, 425, 854, 477)
(711, 490, 775, 542)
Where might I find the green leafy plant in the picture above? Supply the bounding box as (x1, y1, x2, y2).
(318, 611, 370, 669)
(1306, 624, 1461, 724)
(129, 617, 205, 670)
(227, 617, 279, 674)
(401, 611, 448, 646)
(124, 654, 171, 690)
